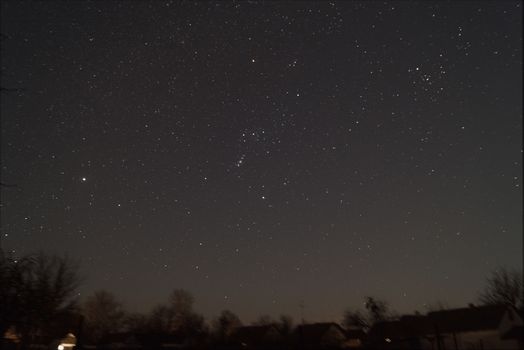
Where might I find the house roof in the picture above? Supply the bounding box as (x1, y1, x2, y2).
(427, 304, 507, 333)
(294, 322, 346, 344)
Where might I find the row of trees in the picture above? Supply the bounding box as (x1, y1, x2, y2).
(1, 249, 523, 347)
(83, 289, 208, 342)
(82, 290, 296, 344)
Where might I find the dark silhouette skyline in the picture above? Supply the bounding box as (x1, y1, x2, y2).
(1, 249, 523, 349)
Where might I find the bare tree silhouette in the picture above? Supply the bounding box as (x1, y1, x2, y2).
(82, 290, 125, 342)
(0, 251, 81, 349)
(479, 267, 523, 309)
(342, 309, 369, 330)
(212, 310, 242, 344)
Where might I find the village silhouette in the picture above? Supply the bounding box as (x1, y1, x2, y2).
(1, 250, 523, 350)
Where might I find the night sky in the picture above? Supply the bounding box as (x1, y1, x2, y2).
(1, 1, 522, 323)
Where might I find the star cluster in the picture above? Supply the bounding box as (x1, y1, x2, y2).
(1, 1, 521, 321)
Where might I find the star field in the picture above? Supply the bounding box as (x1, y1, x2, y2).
(1, 1, 522, 322)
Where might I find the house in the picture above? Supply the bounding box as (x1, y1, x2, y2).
(294, 323, 347, 349)
(54, 333, 77, 350)
(499, 307, 524, 348)
(367, 304, 523, 350)
(427, 304, 522, 350)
